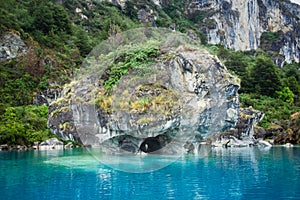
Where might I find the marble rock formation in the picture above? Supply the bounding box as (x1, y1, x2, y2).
(48, 28, 240, 154)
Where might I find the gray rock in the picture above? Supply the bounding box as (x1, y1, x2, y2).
(40, 138, 63, 146)
(64, 142, 73, 149)
(0, 33, 27, 62)
(208, 107, 265, 147)
(185, 0, 300, 63)
(39, 138, 64, 150)
(0, 144, 9, 151)
(107, 0, 300, 63)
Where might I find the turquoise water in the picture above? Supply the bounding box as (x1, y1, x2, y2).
(1, 147, 300, 200)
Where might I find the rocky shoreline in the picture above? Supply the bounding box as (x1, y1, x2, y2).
(0, 138, 80, 151)
(1, 141, 297, 153)
(2, 109, 298, 153)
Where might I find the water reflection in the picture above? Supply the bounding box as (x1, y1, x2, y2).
(98, 154, 181, 173)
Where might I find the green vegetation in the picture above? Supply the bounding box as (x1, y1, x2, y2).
(215, 46, 300, 128)
(250, 55, 282, 97)
(0, 105, 54, 145)
(261, 31, 282, 42)
(0, 0, 299, 145)
(154, 0, 208, 44)
(0, 0, 138, 145)
(103, 46, 159, 91)
(277, 87, 295, 104)
(129, 84, 181, 116)
(260, 31, 284, 52)
(240, 93, 299, 128)
(96, 83, 181, 121)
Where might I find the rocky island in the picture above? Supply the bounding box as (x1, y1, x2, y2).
(48, 28, 240, 154)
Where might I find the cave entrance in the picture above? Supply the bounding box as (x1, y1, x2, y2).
(139, 133, 172, 154)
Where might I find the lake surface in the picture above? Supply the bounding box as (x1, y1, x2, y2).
(1, 146, 300, 200)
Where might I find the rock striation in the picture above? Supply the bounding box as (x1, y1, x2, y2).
(188, 0, 300, 64)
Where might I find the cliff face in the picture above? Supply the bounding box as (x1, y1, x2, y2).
(189, 0, 300, 63)
(188, 0, 261, 50)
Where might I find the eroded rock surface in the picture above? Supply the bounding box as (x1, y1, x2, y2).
(207, 107, 265, 147)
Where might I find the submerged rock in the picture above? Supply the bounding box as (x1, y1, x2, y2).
(283, 143, 294, 147)
(48, 28, 240, 154)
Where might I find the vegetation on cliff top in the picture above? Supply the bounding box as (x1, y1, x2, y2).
(0, 0, 299, 145)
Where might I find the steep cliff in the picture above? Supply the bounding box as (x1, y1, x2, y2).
(188, 0, 300, 63)
(48, 28, 240, 154)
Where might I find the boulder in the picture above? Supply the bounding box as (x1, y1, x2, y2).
(261, 112, 300, 145)
(39, 138, 64, 150)
(283, 143, 294, 147)
(0, 144, 9, 151)
(183, 141, 195, 153)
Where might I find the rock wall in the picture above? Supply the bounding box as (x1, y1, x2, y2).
(188, 0, 300, 63)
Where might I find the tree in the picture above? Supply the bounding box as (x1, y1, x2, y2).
(277, 87, 294, 104)
(283, 62, 300, 81)
(284, 76, 300, 99)
(124, 1, 138, 20)
(250, 55, 282, 97)
(32, 0, 73, 47)
(33, 1, 72, 35)
(0, 105, 52, 145)
(74, 27, 92, 56)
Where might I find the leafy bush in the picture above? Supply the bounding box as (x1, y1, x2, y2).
(103, 46, 159, 91)
(277, 87, 294, 104)
(261, 31, 281, 42)
(0, 105, 55, 145)
(240, 93, 299, 128)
